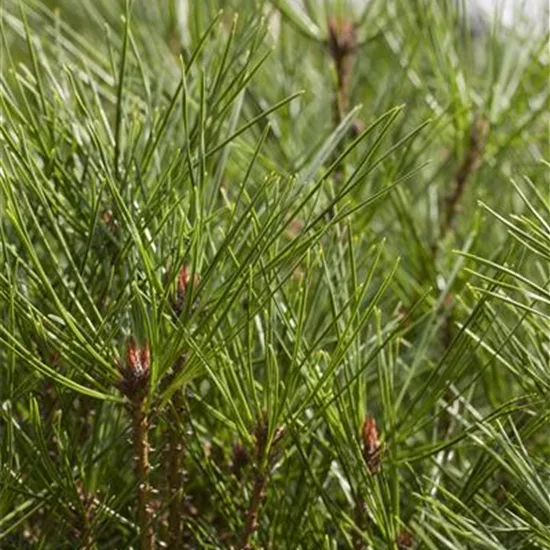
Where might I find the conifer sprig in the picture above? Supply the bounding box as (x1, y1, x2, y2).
(0, 0, 548, 548)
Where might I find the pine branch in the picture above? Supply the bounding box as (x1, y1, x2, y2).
(119, 339, 155, 550)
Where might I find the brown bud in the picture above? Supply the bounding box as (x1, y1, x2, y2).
(253, 412, 269, 459)
(397, 529, 414, 548)
(173, 265, 200, 316)
(327, 16, 357, 125)
(118, 338, 150, 400)
(231, 442, 250, 480)
(327, 17, 357, 58)
(101, 208, 118, 234)
(177, 265, 199, 296)
(361, 416, 382, 475)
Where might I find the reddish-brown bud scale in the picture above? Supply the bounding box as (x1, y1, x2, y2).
(117, 338, 154, 550)
(253, 412, 269, 460)
(327, 16, 357, 126)
(362, 416, 382, 475)
(101, 209, 118, 234)
(118, 339, 150, 401)
(177, 265, 199, 295)
(397, 529, 414, 548)
(327, 17, 356, 57)
(231, 442, 250, 480)
(173, 265, 200, 316)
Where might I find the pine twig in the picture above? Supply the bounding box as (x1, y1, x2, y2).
(327, 17, 358, 127)
(362, 415, 382, 475)
(440, 116, 489, 241)
(241, 469, 268, 550)
(167, 389, 184, 548)
(326, 16, 362, 220)
(353, 416, 383, 549)
(240, 414, 285, 550)
(119, 339, 155, 550)
(240, 415, 269, 550)
(165, 267, 198, 546)
(134, 404, 154, 550)
(435, 116, 489, 354)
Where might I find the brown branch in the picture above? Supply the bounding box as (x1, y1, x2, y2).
(239, 415, 286, 550)
(239, 415, 269, 550)
(353, 416, 383, 549)
(167, 390, 184, 548)
(435, 116, 489, 358)
(327, 17, 358, 127)
(361, 416, 382, 475)
(133, 405, 154, 550)
(440, 116, 489, 242)
(240, 469, 268, 550)
(326, 17, 362, 220)
(119, 339, 155, 550)
(164, 267, 197, 546)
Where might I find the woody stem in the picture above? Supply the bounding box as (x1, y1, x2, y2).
(133, 400, 154, 550)
(240, 467, 267, 550)
(167, 392, 184, 547)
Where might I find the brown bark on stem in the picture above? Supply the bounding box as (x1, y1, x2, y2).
(239, 414, 276, 550)
(167, 392, 184, 548)
(133, 403, 154, 550)
(119, 339, 155, 550)
(240, 469, 268, 550)
(439, 116, 489, 243)
(435, 116, 488, 352)
(327, 17, 357, 127)
(326, 17, 360, 219)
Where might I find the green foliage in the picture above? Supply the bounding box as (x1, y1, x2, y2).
(0, 0, 548, 548)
